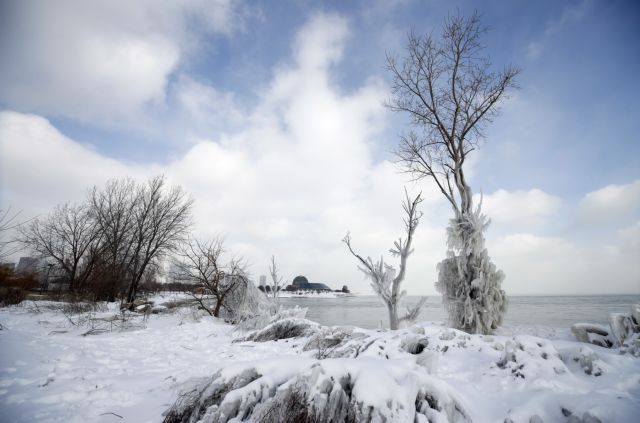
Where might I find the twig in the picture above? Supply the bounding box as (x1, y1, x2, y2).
(99, 412, 123, 419)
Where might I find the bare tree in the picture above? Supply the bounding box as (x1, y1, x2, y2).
(20, 203, 101, 292)
(90, 176, 193, 304)
(386, 13, 517, 334)
(123, 176, 193, 305)
(173, 238, 248, 317)
(90, 178, 138, 301)
(343, 191, 426, 330)
(0, 207, 24, 261)
(268, 255, 284, 308)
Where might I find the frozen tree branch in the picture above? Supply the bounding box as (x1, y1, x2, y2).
(343, 190, 426, 330)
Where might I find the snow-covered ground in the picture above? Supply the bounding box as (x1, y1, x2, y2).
(0, 295, 638, 422)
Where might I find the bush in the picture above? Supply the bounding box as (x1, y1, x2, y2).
(0, 269, 39, 306)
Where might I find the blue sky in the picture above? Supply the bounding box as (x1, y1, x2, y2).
(1, 0, 638, 294)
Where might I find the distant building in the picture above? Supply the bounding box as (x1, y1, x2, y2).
(284, 275, 332, 292)
(259, 275, 267, 287)
(14, 257, 65, 291)
(15, 257, 45, 275)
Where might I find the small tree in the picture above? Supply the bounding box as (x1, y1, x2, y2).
(343, 190, 426, 330)
(174, 238, 248, 318)
(268, 255, 284, 309)
(386, 12, 517, 334)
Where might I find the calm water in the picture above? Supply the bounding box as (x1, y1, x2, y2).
(279, 295, 640, 329)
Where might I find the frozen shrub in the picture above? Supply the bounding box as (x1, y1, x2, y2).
(436, 205, 507, 335)
(164, 359, 470, 423)
(240, 318, 319, 342)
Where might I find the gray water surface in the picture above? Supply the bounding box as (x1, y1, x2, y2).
(279, 295, 640, 329)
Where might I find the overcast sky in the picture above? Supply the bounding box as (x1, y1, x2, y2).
(1, 0, 639, 295)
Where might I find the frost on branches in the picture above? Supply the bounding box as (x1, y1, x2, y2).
(436, 203, 507, 335)
(343, 191, 426, 330)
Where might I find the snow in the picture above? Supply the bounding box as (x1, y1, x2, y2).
(1, 295, 639, 422)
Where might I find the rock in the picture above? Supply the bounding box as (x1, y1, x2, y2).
(608, 313, 634, 346)
(561, 407, 572, 417)
(631, 304, 640, 325)
(571, 323, 612, 347)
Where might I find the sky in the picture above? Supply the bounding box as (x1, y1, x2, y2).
(0, 0, 639, 295)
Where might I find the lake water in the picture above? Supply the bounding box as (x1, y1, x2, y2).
(279, 295, 640, 329)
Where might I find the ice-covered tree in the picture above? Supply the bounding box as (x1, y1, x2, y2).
(343, 190, 426, 330)
(386, 12, 517, 334)
(268, 255, 283, 309)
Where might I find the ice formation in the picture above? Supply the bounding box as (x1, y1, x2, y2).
(571, 303, 640, 356)
(436, 204, 507, 334)
(162, 358, 470, 423)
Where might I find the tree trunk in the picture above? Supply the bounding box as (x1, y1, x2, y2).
(213, 298, 223, 318)
(387, 302, 399, 330)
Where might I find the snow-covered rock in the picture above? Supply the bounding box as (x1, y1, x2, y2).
(570, 323, 612, 348)
(608, 313, 635, 346)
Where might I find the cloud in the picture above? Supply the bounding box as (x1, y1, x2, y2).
(526, 0, 593, 60)
(0, 0, 244, 123)
(577, 180, 640, 225)
(0, 13, 448, 294)
(491, 231, 639, 295)
(0, 112, 154, 212)
(1, 11, 638, 296)
(475, 188, 561, 227)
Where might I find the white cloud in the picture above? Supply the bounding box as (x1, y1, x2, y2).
(525, 0, 593, 60)
(491, 232, 639, 295)
(0, 13, 449, 295)
(0, 112, 155, 213)
(577, 180, 640, 224)
(475, 188, 561, 227)
(2, 11, 638, 296)
(0, 0, 244, 123)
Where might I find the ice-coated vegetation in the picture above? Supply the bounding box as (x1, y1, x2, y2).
(1, 295, 639, 422)
(436, 204, 507, 335)
(343, 191, 426, 330)
(163, 358, 470, 423)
